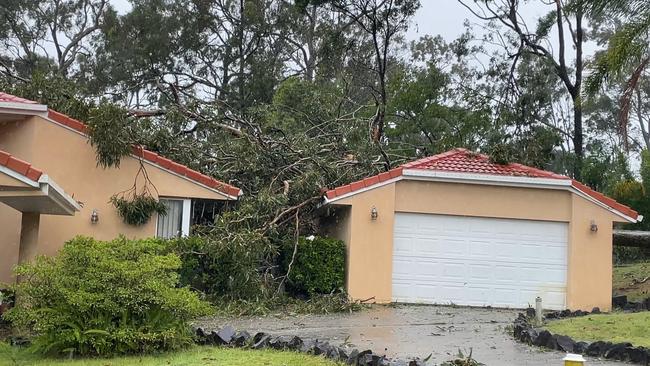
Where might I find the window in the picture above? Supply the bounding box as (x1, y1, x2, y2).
(156, 198, 191, 238)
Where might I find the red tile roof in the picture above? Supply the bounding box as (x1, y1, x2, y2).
(0, 149, 44, 182)
(0, 92, 242, 198)
(325, 148, 639, 221)
(0, 92, 38, 104)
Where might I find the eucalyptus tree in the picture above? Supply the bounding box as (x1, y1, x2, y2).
(458, 0, 587, 178)
(0, 0, 110, 81)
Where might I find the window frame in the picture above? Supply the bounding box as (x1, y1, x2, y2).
(155, 198, 192, 238)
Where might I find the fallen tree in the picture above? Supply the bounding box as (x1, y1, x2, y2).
(613, 229, 650, 248)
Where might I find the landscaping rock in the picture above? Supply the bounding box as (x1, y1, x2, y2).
(215, 325, 236, 344)
(586, 341, 613, 357)
(346, 349, 359, 364)
(591, 307, 601, 314)
(603, 343, 633, 360)
(313, 341, 331, 356)
(300, 340, 316, 354)
(525, 307, 536, 319)
(252, 334, 271, 349)
(532, 330, 552, 347)
(269, 336, 290, 350)
(287, 336, 303, 350)
(349, 350, 372, 365)
(336, 347, 349, 361)
(326, 346, 340, 360)
(574, 341, 589, 354)
(252, 332, 268, 344)
(628, 347, 649, 364)
(613, 295, 628, 309)
(233, 330, 251, 347)
(195, 327, 208, 344)
(555, 334, 575, 353)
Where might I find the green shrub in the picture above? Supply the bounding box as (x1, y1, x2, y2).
(164, 232, 274, 299)
(285, 236, 345, 295)
(3, 236, 211, 357)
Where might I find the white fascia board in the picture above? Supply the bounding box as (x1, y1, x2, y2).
(38, 174, 82, 212)
(0, 165, 39, 188)
(0, 102, 48, 116)
(322, 176, 403, 204)
(568, 186, 638, 223)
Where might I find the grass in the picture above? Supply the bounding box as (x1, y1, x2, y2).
(613, 261, 650, 301)
(545, 312, 650, 348)
(0, 345, 341, 366)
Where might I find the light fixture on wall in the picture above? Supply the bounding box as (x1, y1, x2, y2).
(91, 209, 99, 224)
(370, 206, 378, 221)
(590, 220, 598, 232)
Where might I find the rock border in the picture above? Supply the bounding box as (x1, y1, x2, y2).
(513, 312, 649, 365)
(194, 326, 431, 366)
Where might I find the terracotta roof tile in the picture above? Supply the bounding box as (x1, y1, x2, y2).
(0, 92, 241, 198)
(0, 149, 43, 182)
(324, 148, 638, 221)
(0, 92, 38, 104)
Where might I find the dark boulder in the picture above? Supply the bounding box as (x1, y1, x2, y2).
(252, 334, 271, 349)
(269, 336, 290, 350)
(591, 307, 601, 314)
(628, 347, 649, 364)
(215, 325, 236, 344)
(252, 332, 268, 344)
(532, 330, 552, 347)
(574, 341, 589, 354)
(525, 307, 536, 319)
(603, 343, 633, 361)
(313, 341, 331, 356)
(233, 330, 251, 347)
(195, 327, 208, 344)
(612, 295, 628, 309)
(586, 341, 613, 357)
(555, 335, 575, 353)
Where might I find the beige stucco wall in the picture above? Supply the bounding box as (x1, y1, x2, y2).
(0, 116, 231, 284)
(331, 179, 624, 311)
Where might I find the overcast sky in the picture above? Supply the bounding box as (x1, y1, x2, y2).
(109, 1, 550, 43)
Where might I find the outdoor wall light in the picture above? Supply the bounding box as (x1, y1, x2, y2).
(370, 206, 378, 221)
(590, 220, 598, 232)
(91, 209, 99, 224)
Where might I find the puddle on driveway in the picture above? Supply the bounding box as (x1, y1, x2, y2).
(196, 304, 628, 366)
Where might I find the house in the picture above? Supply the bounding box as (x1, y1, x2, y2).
(321, 148, 640, 311)
(0, 92, 242, 284)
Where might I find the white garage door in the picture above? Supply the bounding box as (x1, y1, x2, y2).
(392, 213, 568, 310)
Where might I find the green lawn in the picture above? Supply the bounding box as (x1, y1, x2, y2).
(545, 312, 650, 348)
(613, 261, 650, 301)
(0, 345, 341, 366)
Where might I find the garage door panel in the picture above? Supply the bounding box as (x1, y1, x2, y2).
(392, 213, 568, 310)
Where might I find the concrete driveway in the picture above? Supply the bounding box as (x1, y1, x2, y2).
(196, 304, 629, 366)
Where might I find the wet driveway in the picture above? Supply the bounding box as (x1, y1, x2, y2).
(196, 304, 628, 365)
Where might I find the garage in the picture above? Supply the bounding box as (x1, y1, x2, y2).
(392, 213, 567, 310)
(322, 148, 640, 311)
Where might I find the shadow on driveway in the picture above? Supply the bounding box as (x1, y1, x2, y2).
(196, 304, 628, 366)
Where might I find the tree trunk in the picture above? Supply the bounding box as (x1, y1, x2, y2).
(573, 97, 583, 180)
(614, 230, 650, 248)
